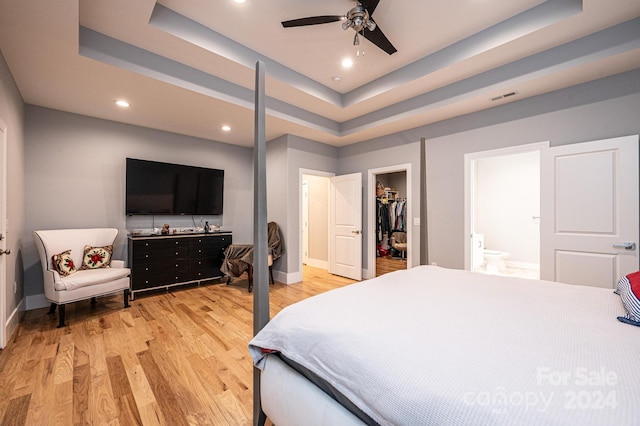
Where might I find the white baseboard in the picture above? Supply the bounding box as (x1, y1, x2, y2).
(505, 260, 540, 270)
(4, 296, 25, 347)
(304, 258, 328, 270)
(276, 270, 302, 285)
(26, 293, 49, 310)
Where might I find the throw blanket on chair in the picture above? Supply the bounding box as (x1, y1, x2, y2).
(221, 222, 283, 278)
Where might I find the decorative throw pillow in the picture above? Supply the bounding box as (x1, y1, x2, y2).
(80, 245, 113, 270)
(52, 250, 77, 277)
(614, 271, 640, 326)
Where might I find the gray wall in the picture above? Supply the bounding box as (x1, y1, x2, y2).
(0, 50, 26, 340)
(339, 140, 422, 270)
(425, 91, 640, 269)
(266, 135, 338, 282)
(23, 106, 253, 300)
(338, 69, 640, 271)
(14, 63, 640, 306)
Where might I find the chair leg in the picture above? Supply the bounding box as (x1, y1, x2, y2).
(57, 304, 66, 328)
(47, 303, 57, 315)
(124, 289, 130, 308)
(248, 266, 254, 293)
(269, 266, 274, 284)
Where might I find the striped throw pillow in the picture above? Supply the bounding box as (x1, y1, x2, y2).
(615, 271, 640, 326)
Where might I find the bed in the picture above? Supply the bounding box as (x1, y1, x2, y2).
(249, 265, 640, 426)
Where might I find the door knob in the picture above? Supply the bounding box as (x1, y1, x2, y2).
(0, 249, 11, 256)
(351, 230, 361, 234)
(613, 242, 636, 250)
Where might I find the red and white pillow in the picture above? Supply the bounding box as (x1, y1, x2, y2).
(52, 250, 77, 277)
(80, 245, 113, 269)
(615, 270, 640, 326)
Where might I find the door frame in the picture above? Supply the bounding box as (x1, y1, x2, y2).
(463, 141, 548, 272)
(299, 168, 334, 277)
(367, 164, 412, 279)
(0, 120, 7, 348)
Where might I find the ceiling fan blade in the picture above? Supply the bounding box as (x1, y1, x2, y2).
(281, 15, 344, 28)
(360, 0, 381, 15)
(363, 25, 397, 55)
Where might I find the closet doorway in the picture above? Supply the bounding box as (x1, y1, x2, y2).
(368, 164, 412, 279)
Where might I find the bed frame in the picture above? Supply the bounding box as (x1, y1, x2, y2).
(250, 61, 427, 426)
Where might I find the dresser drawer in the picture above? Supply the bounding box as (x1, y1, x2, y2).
(133, 245, 189, 263)
(133, 259, 189, 275)
(131, 270, 190, 289)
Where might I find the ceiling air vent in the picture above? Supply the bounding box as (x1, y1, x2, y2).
(491, 91, 518, 102)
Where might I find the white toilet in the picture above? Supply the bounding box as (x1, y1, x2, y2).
(483, 249, 509, 274)
(472, 234, 509, 274)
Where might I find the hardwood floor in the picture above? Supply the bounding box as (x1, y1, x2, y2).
(375, 254, 407, 277)
(0, 267, 356, 425)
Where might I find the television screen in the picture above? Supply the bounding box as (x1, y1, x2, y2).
(126, 158, 224, 215)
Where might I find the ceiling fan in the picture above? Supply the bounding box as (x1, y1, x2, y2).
(281, 0, 397, 55)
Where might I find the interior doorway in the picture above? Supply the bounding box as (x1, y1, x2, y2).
(367, 164, 412, 279)
(300, 170, 332, 279)
(464, 142, 547, 279)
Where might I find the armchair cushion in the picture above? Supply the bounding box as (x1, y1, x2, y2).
(54, 267, 131, 291)
(80, 245, 113, 269)
(52, 250, 77, 277)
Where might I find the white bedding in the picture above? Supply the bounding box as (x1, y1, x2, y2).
(249, 266, 640, 426)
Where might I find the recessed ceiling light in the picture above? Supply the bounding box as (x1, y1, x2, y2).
(115, 100, 130, 108)
(221, 125, 231, 132)
(341, 58, 353, 68)
(332, 76, 342, 82)
(233, 0, 246, 3)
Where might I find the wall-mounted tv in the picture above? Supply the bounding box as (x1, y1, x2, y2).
(126, 158, 224, 216)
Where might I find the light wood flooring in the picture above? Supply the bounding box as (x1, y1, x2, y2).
(0, 267, 356, 426)
(375, 254, 407, 277)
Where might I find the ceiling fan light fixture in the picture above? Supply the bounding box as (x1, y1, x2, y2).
(353, 33, 360, 46)
(342, 19, 352, 30)
(367, 20, 376, 31)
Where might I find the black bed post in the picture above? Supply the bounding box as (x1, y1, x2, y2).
(420, 137, 429, 265)
(253, 60, 269, 426)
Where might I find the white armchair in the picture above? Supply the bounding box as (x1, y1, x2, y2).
(33, 228, 131, 327)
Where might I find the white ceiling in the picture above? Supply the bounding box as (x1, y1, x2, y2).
(0, 0, 639, 147)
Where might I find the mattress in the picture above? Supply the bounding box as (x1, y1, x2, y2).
(249, 265, 640, 426)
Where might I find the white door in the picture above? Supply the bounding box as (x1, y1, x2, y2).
(541, 135, 639, 288)
(329, 173, 362, 280)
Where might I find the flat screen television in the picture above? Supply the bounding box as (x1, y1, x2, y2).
(126, 158, 224, 215)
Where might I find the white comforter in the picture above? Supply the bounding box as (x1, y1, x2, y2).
(249, 266, 640, 426)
